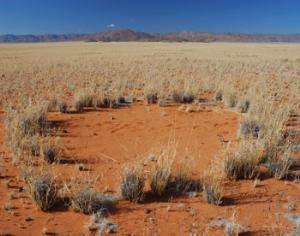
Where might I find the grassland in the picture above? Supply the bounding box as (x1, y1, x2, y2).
(0, 42, 299, 235)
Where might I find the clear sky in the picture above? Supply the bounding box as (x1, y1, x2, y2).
(0, 0, 299, 35)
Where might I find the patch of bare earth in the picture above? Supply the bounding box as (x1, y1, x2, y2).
(0, 103, 299, 235)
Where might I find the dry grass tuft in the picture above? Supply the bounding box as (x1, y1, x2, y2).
(265, 144, 293, 180)
(120, 166, 145, 202)
(21, 135, 42, 156)
(150, 143, 176, 196)
(223, 140, 262, 180)
(224, 92, 239, 108)
(172, 91, 195, 104)
(72, 188, 117, 214)
(74, 90, 94, 112)
(146, 93, 158, 104)
(4, 101, 49, 163)
(215, 90, 223, 101)
(28, 174, 58, 211)
(181, 92, 195, 103)
(237, 99, 250, 113)
(237, 120, 261, 139)
(166, 155, 202, 194)
(58, 100, 68, 113)
(40, 139, 60, 164)
(203, 175, 223, 205)
(166, 173, 202, 194)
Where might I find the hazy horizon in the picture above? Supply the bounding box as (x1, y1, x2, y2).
(2, 28, 300, 37)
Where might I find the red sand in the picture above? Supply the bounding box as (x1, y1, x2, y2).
(0, 103, 299, 235)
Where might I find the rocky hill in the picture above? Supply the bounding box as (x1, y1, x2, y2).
(1, 29, 300, 43)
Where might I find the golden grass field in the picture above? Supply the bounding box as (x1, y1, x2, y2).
(0, 42, 299, 235)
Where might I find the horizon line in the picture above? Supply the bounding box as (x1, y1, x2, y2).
(1, 28, 300, 37)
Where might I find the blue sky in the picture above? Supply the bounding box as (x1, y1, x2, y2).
(0, 0, 299, 35)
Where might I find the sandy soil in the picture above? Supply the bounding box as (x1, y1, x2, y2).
(0, 102, 299, 235)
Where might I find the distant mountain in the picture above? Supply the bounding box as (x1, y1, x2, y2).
(87, 29, 156, 42)
(1, 29, 300, 43)
(0, 33, 85, 43)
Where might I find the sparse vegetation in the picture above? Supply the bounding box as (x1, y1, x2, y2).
(150, 143, 176, 196)
(58, 101, 68, 113)
(28, 175, 58, 211)
(72, 188, 116, 214)
(224, 92, 238, 108)
(146, 93, 158, 104)
(172, 91, 195, 104)
(120, 166, 145, 202)
(40, 139, 60, 163)
(223, 140, 262, 180)
(265, 144, 293, 180)
(237, 99, 250, 113)
(74, 90, 94, 112)
(215, 90, 223, 101)
(237, 120, 261, 139)
(224, 213, 246, 236)
(181, 92, 195, 103)
(0, 41, 299, 235)
(166, 172, 202, 194)
(203, 176, 223, 205)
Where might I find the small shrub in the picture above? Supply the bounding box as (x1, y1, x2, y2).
(223, 140, 262, 180)
(151, 170, 171, 196)
(166, 174, 202, 194)
(181, 92, 195, 103)
(94, 95, 118, 108)
(84, 96, 94, 107)
(203, 177, 223, 205)
(150, 145, 176, 196)
(47, 98, 58, 112)
(165, 156, 202, 194)
(74, 90, 94, 112)
(28, 176, 58, 211)
(237, 120, 261, 139)
(72, 188, 116, 214)
(4, 103, 48, 163)
(41, 141, 59, 164)
(93, 97, 102, 108)
(117, 96, 126, 104)
(269, 159, 292, 180)
(224, 220, 246, 236)
(225, 93, 238, 108)
(120, 167, 145, 202)
(19, 104, 47, 136)
(101, 97, 112, 108)
(172, 91, 182, 103)
(172, 91, 195, 104)
(74, 100, 85, 113)
(237, 100, 250, 113)
(223, 154, 257, 180)
(146, 93, 158, 104)
(21, 135, 41, 156)
(20, 167, 33, 183)
(58, 101, 68, 113)
(265, 146, 292, 180)
(215, 90, 223, 101)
